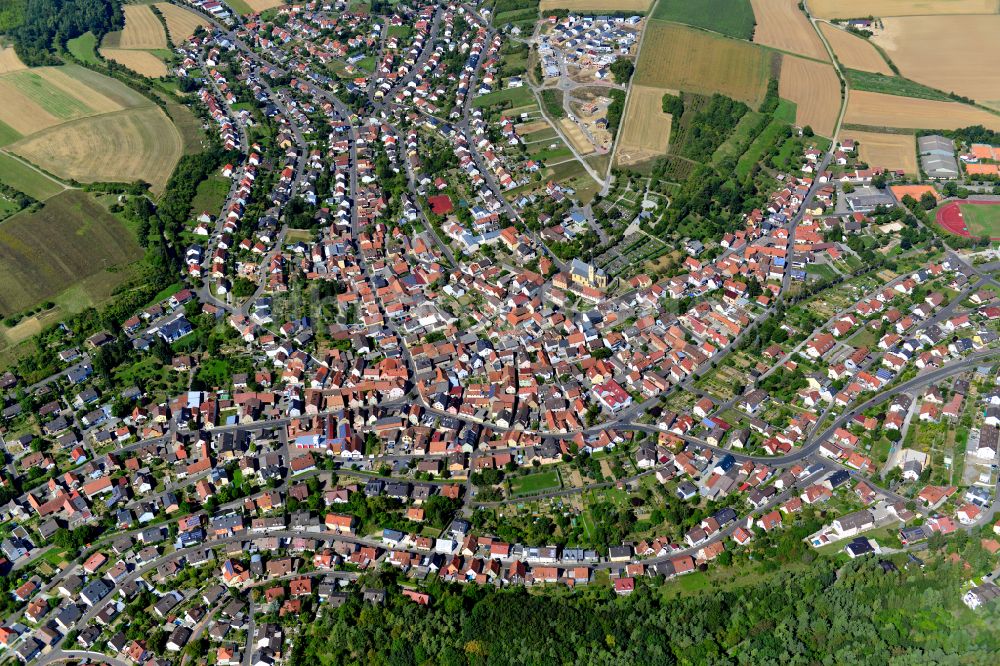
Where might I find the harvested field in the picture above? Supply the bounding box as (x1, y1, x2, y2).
(540, 0, 652, 9)
(617, 85, 673, 166)
(808, 0, 999, 18)
(845, 90, 1000, 131)
(750, 0, 828, 60)
(819, 23, 892, 74)
(873, 16, 1000, 108)
(155, 3, 209, 43)
(100, 48, 169, 77)
(243, 0, 287, 12)
(116, 5, 167, 50)
(517, 120, 550, 134)
(0, 83, 61, 135)
(848, 130, 917, 173)
(558, 118, 595, 155)
(10, 106, 183, 194)
(634, 22, 770, 107)
(778, 56, 841, 137)
(0, 190, 143, 316)
(0, 46, 25, 74)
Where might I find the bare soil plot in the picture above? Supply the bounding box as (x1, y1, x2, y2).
(778, 56, 841, 137)
(873, 15, 1000, 108)
(116, 5, 168, 50)
(750, 0, 828, 60)
(0, 46, 25, 74)
(517, 120, 550, 134)
(848, 130, 918, 173)
(617, 85, 673, 166)
(10, 106, 183, 193)
(558, 118, 595, 155)
(808, 0, 999, 18)
(819, 22, 892, 74)
(845, 90, 1000, 130)
(100, 48, 169, 77)
(540, 0, 652, 9)
(155, 3, 208, 43)
(634, 22, 770, 107)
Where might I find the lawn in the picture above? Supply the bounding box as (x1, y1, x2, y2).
(806, 262, 838, 280)
(652, 0, 756, 40)
(844, 69, 954, 102)
(66, 31, 101, 65)
(0, 153, 64, 200)
(510, 469, 562, 496)
(958, 203, 1000, 239)
(472, 85, 535, 109)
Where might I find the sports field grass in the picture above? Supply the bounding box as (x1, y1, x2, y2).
(66, 32, 101, 65)
(959, 203, 1000, 239)
(652, 0, 756, 40)
(510, 469, 562, 496)
(0, 152, 65, 200)
(843, 69, 953, 102)
(0, 190, 143, 316)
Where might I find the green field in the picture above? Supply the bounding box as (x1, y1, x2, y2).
(711, 110, 764, 165)
(774, 98, 797, 123)
(0, 119, 22, 147)
(0, 190, 143, 315)
(959, 203, 1000, 239)
(735, 117, 787, 178)
(2, 70, 94, 120)
(510, 469, 562, 496)
(66, 31, 101, 65)
(472, 85, 535, 109)
(0, 153, 65, 200)
(652, 0, 756, 40)
(843, 69, 954, 102)
(189, 173, 230, 217)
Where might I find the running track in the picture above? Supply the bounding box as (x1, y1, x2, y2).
(935, 200, 1000, 240)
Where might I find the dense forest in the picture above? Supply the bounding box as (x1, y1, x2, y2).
(0, 0, 122, 65)
(290, 559, 1000, 665)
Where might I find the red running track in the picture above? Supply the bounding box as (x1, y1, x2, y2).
(934, 200, 1000, 240)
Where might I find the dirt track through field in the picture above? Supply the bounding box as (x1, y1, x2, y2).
(751, 0, 828, 60)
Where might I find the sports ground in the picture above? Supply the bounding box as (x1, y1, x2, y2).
(935, 200, 1000, 240)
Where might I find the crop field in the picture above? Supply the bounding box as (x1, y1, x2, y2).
(0, 153, 65, 200)
(808, 0, 999, 19)
(635, 22, 770, 107)
(0, 190, 143, 316)
(0, 46, 25, 74)
(101, 48, 169, 77)
(115, 5, 168, 50)
(844, 90, 1000, 130)
(539, 0, 652, 9)
(849, 130, 917, 173)
(155, 3, 209, 43)
(818, 23, 892, 74)
(778, 56, 840, 137)
(244, 0, 287, 12)
(10, 106, 183, 194)
(0, 64, 181, 192)
(652, 0, 757, 40)
(617, 85, 673, 166)
(873, 16, 1000, 109)
(750, 0, 828, 60)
